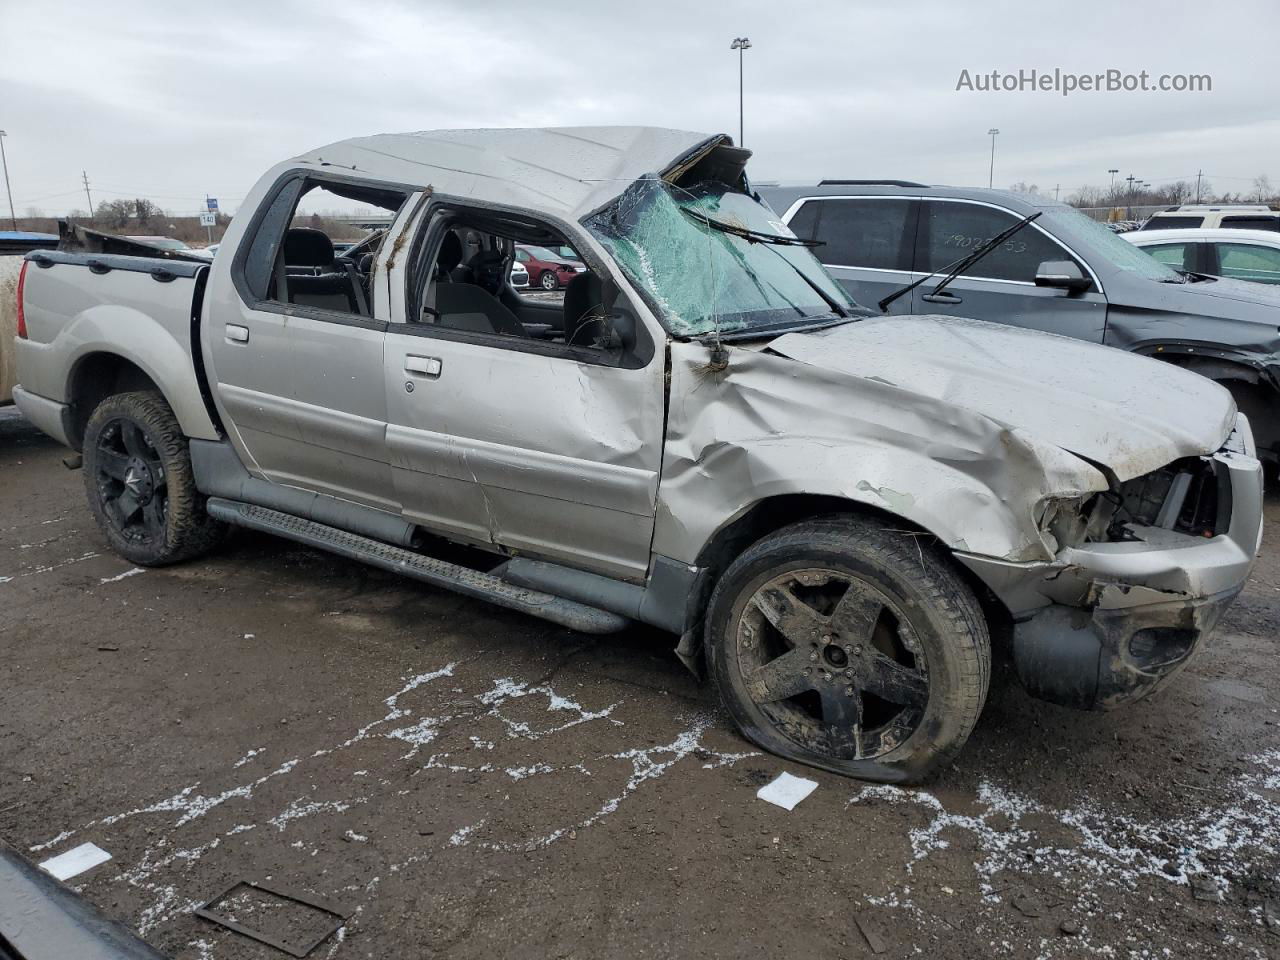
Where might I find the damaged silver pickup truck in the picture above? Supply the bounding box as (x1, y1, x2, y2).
(12, 127, 1263, 782)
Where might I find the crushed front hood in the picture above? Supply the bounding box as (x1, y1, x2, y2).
(768, 315, 1235, 481)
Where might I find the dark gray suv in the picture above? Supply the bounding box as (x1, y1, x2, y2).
(759, 182, 1280, 463)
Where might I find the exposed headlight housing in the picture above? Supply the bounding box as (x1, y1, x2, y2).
(1035, 495, 1090, 554)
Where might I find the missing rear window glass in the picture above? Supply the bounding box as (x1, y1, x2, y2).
(246, 178, 407, 317)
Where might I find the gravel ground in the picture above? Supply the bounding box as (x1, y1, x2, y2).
(3, 404, 1280, 959)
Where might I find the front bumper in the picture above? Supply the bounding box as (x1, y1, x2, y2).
(959, 444, 1263, 710)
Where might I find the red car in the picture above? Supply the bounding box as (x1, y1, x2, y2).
(514, 244, 585, 290)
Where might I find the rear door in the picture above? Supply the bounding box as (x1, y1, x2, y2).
(783, 196, 920, 315)
(1211, 241, 1280, 284)
(910, 199, 1108, 342)
(1137, 240, 1200, 273)
(203, 174, 411, 513)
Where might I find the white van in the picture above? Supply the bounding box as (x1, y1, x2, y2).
(1141, 204, 1280, 231)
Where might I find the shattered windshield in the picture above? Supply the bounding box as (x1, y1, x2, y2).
(585, 178, 865, 337)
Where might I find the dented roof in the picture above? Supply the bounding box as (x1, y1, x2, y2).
(293, 126, 719, 221)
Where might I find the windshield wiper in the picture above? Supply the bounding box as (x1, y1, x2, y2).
(679, 206, 824, 247)
(760, 242, 854, 318)
(681, 205, 856, 321)
(877, 211, 1042, 312)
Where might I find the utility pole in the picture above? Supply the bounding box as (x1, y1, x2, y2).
(82, 171, 95, 219)
(1054, 183, 1060, 202)
(1125, 173, 1138, 220)
(987, 128, 1000, 188)
(730, 37, 751, 147)
(1195, 169, 1203, 204)
(0, 130, 16, 230)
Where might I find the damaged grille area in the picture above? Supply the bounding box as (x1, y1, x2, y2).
(1106, 455, 1228, 541)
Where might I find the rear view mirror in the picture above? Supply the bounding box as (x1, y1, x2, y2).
(1035, 259, 1092, 293)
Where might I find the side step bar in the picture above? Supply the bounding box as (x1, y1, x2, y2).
(206, 498, 630, 635)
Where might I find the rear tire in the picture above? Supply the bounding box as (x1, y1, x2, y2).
(82, 391, 227, 566)
(706, 514, 990, 784)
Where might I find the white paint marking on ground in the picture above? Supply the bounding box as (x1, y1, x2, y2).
(4, 551, 100, 582)
(505, 763, 554, 781)
(29, 829, 75, 853)
(757, 771, 819, 811)
(449, 821, 485, 846)
(100, 567, 145, 584)
(467, 713, 758, 853)
(479, 676, 623, 740)
(25, 659, 753, 936)
(268, 797, 365, 832)
(844, 748, 1280, 958)
(232, 747, 264, 769)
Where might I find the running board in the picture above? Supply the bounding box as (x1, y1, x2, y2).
(206, 498, 630, 635)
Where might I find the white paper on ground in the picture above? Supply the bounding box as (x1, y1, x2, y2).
(38, 842, 112, 881)
(756, 771, 819, 810)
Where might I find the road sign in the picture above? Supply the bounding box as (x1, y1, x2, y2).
(199, 212, 216, 227)
(206, 197, 218, 212)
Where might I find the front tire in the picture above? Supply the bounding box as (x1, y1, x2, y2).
(82, 391, 227, 566)
(540, 270, 559, 290)
(706, 515, 990, 783)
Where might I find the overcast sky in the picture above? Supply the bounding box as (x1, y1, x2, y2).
(1, 0, 1276, 216)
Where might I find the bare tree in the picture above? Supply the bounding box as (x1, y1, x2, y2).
(133, 198, 163, 222)
(96, 199, 135, 228)
(1067, 184, 1106, 208)
(1164, 180, 1194, 205)
(1253, 175, 1275, 203)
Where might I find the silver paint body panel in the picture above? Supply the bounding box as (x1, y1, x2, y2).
(13, 127, 1260, 633)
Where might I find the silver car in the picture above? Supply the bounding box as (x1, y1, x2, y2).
(13, 128, 1263, 782)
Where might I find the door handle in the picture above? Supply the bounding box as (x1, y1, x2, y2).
(921, 291, 963, 304)
(404, 355, 443, 378)
(226, 324, 250, 343)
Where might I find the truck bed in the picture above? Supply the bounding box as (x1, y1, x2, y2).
(13, 249, 219, 447)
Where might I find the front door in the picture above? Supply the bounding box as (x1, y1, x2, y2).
(381, 213, 666, 582)
(910, 199, 1108, 342)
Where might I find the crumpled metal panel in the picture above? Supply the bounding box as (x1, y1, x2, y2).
(292, 127, 717, 224)
(654, 336, 1112, 567)
(769, 314, 1236, 482)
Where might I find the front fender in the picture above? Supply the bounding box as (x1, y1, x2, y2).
(654, 340, 1108, 567)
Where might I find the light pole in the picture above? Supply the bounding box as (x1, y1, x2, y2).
(1108, 168, 1119, 202)
(1125, 174, 1138, 220)
(730, 37, 751, 147)
(0, 130, 16, 231)
(987, 128, 999, 188)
